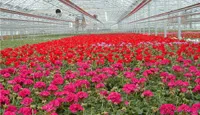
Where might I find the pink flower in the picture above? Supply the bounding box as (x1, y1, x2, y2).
(193, 85, 200, 93)
(177, 104, 191, 113)
(100, 90, 108, 97)
(92, 76, 102, 83)
(124, 71, 135, 79)
(0, 96, 10, 105)
(3, 111, 16, 115)
(18, 88, 31, 98)
(2, 73, 11, 78)
(63, 83, 76, 93)
(172, 65, 183, 72)
(47, 84, 58, 91)
(142, 90, 154, 97)
(159, 104, 176, 115)
(5, 105, 17, 112)
(96, 83, 105, 89)
(42, 103, 55, 112)
(34, 82, 46, 89)
(75, 80, 90, 88)
(40, 91, 50, 97)
(0, 89, 10, 96)
(21, 97, 33, 106)
(23, 79, 34, 86)
(195, 78, 200, 85)
(184, 73, 193, 78)
(191, 103, 200, 115)
(52, 77, 64, 85)
(51, 112, 58, 115)
(69, 103, 84, 113)
(76, 91, 88, 100)
(0, 83, 4, 89)
(107, 92, 122, 104)
(134, 67, 141, 72)
(65, 93, 78, 103)
(124, 101, 129, 106)
(64, 71, 76, 79)
(122, 84, 137, 94)
(18, 107, 36, 115)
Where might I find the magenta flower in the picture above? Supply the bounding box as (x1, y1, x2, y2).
(47, 84, 58, 91)
(96, 83, 105, 89)
(18, 107, 36, 115)
(18, 88, 31, 98)
(159, 104, 176, 115)
(51, 112, 58, 115)
(191, 102, 200, 115)
(76, 91, 88, 100)
(3, 111, 16, 115)
(40, 91, 51, 97)
(122, 84, 137, 94)
(63, 83, 76, 93)
(172, 65, 183, 72)
(177, 104, 191, 113)
(21, 97, 33, 106)
(69, 103, 84, 113)
(193, 85, 200, 93)
(107, 92, 122, 104)
(142, 90, 154, 97)
(65, 93, 78, 103)
(52, 77, 64, 85)
(5, 105, 17, 112)
(100, 90, 108, 97)
(34, 81, 46, 89)
(124, 101, 129, 106)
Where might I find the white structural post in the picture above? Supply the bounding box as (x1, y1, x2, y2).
(148, 2, 151, 35)
(177, 0, 182, 39)
(164, 0, 168, 38)
(154, 0, 158, 36)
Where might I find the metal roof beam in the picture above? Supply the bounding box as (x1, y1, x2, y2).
(117, 0, 151, 23)
(128, 3, 200, 24)
(58, 0, 103, 24)
(0, 8, 74, 23)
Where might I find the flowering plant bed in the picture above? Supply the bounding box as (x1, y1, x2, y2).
(158, 31, 200, 39)
(0, 33, 200, 115)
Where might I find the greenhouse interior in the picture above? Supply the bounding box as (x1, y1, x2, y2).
(0, 0, 200, 115)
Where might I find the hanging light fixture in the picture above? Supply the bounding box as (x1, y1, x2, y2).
(55, 9, 62, 17)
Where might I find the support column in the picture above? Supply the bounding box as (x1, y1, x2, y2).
(148, 3, 151, 35)
(164, 0, 168, 38)
(154, 0, 158, 36)
(177, 0, 182, 39)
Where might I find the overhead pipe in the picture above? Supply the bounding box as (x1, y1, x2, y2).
(117, 0, 151, 23)
(128, 3, 200, 24)
(0, 18, 69, 25)
(0, 8, 74, 23)
(58, 0, 103, 24)
(135, 12, 200, 24)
